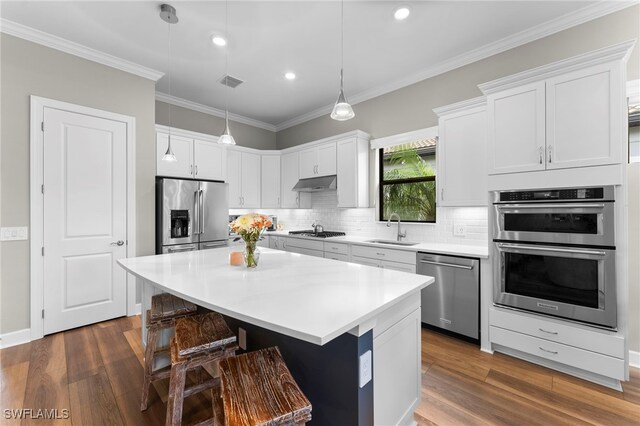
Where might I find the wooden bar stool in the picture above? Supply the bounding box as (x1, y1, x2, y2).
(213, 346, 312, 426)
(141, 293, 198, 411)
(167, 312, 238, 426)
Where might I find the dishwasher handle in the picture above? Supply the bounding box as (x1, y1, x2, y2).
(418, 259, 474, 270)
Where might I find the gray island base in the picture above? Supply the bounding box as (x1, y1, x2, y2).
(118, 247, 432, 425)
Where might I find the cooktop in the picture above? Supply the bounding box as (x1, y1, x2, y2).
(289, 230, 346, 238)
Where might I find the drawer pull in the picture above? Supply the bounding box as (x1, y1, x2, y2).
(439, 318, 452, 325)
(376, 252, 386, 256)
(539, 328, 558, 335)
(539, 347, 558, 355)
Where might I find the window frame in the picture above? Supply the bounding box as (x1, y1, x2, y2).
(378, 146, 437, 224)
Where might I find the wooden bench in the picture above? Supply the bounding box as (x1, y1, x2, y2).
(166, 312, 238, 426)
(141, 293, 198, 411)
(212, 346, 312, 426)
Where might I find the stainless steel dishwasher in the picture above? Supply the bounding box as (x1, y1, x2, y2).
(417, 252, 480, 341)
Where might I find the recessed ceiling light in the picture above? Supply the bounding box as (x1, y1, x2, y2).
(212, 35, 227, 46)
(284, 72, 296, 80)
(394, 6, 410, 21)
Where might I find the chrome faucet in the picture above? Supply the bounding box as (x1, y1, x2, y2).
(387, 213, 406, 241)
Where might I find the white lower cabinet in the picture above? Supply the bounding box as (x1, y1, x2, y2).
(283, 238, 324, 258)
(351, 245, 417, 273)
(374, 306, 421, 426)
(489, 307, 625, 381)
(256, 235, 269, 248)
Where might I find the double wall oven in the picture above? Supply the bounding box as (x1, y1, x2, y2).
(492, 186, 616, 329)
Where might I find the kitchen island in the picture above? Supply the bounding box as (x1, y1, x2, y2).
(118, 247, 433, 425)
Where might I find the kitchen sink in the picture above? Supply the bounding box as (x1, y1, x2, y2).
(365, 239, 419, 246)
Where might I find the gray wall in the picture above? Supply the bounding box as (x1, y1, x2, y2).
(156, 101, 277, 150)
(275, 6, 640, 352)
(0, 34, 157, 334)
(276, 6, 640, 148)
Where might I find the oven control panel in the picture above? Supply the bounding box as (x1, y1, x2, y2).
(497, 187, 609, 203)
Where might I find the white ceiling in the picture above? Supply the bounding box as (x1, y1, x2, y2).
(1, 1, 628, 130)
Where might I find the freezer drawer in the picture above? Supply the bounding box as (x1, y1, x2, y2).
(162, 243, 198, 254)
(417, 252, 480, 340)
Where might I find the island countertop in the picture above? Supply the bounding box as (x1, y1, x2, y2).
(118, 247, 432, 345)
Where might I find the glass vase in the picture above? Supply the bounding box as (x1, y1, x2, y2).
(244, 240, 260, 269)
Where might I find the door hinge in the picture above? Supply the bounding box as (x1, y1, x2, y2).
(41, 122, 44, 132)
(41, 309, 45, 319)
(41, 247, 45, 256)
(41, 184, 45, 194)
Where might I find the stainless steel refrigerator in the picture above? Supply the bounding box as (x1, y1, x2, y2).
(156, 177, 229, 254)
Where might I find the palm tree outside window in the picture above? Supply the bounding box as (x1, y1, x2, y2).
(379, 138, 437, 222)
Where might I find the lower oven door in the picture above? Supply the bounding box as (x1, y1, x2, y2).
(493, 242, 616, 328)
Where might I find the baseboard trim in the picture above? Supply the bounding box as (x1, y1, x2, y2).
(0, 328, 31, 349)
(630, 350, 640, 368)
(129, 303, 142, 316)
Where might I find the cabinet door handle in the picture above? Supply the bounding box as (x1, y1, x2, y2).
(539, 347, 558, 355)
(548, 146, 552, 163)
(539, 147, 543, 164)
(441, 188, 444, 201)
(539, 328, 558, 335)
(376, 252, 386, 256)
(195, 165, 198, 175)
(190, 165, 193, 175)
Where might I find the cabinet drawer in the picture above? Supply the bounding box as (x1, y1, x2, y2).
(283, 237, 324, 252)
(490, 308, 624, 359)
(491, 326, 625, 380)
(324, 242, 349, 255)
(351, 244, 415, 264)
(324, 252, 349, 262)
(381, 260, 416, 274)
(287, 246, 324, 258)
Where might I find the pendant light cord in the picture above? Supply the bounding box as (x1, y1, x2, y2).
(225, 0, 229, 122)
(167, 17, 172, 132)
(340, 0, 344, 90)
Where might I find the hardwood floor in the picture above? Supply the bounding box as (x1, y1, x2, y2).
(1, 316, 638, 425)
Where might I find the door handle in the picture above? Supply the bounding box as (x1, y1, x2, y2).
(199, 189, 204, 234)
(548, 146, 552, 163)
(539, 146, 543, 164)
(168, 246, 195, 253)
(110, 240, 125, 246)
(419, 259, 474, 270)
(195, 165, 198, 175)
(194, 191, 200, 234)
(497, 243, 606, 256)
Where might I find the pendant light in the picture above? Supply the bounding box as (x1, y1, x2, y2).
(161, 4, 178, 162)
(218, 0, 236, 145)
(331, 0, 355, 121)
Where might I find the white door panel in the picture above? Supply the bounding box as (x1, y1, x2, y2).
(43, 107, 127, 334)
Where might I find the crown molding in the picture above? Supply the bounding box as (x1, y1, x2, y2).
(155, 92, 277, 132)
(433, 96, 486, 117)
(275, 1, 637, 132)
(479, 39, 636, 95)
(0, 19, 163, 81)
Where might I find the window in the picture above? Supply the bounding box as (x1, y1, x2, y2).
(379, 138, 437, 223)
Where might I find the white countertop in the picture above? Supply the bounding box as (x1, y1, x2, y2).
(118, 248, 432, 345)
(266, 231, 489, 259)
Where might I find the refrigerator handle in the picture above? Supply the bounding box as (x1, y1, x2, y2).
(194, 190, 200, 235)
(199, 189, 204, 234)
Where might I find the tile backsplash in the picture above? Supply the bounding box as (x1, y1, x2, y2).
(230, 191, 488, 246)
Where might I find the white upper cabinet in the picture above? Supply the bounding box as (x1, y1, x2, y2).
(487, 82, 545, 175)
(193, 139, 225, 181)
(156, 128, 226, 181)
(299, 142, 337, 178)
(261, 155, 281, 208)
(545, 62, 621, 169)
(156, 133, 194, 178)
(481, 42, 631, 175)
(435, 98, 488, 206)
(336, 136, 369, 208)
(227, 149, 261, 208)
(281, 151, 311, 208)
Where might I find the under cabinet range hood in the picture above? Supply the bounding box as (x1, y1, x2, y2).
(292, 175, 337, 192)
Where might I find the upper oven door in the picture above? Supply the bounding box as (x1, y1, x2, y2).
(493, 202, 614, 246)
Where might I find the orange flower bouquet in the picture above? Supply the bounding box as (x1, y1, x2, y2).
(229, 213, 273, 268)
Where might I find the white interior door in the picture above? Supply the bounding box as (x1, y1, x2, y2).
(43, 107, 127, 335)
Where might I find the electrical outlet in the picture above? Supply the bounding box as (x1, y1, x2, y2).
(359, 350, 372, 388)
(1, 227, 28, 241)
(453, 223, 467, 237)
(238, 327, 247, 350)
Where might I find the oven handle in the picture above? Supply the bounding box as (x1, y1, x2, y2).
(497, 243, 606, 257)
(497, 203, 605, 209)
